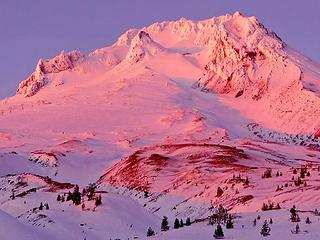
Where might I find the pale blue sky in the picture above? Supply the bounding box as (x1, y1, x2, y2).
(0, 0, 319, 98)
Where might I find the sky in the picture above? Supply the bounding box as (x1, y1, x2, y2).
(0, 0, 319, 98)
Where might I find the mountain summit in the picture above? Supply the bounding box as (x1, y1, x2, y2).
(11, 12, 320, 133)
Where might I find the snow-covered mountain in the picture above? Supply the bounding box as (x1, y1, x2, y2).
(1, 12, 320, 239)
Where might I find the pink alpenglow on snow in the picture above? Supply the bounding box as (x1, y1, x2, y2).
(1, 11, 320, 240)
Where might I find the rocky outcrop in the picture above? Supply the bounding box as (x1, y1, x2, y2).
(16, 50, 84, 97)
(195, 12, 288, 99)
(125, 31, 164, 63)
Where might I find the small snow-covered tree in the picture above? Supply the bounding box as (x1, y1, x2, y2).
(226, 215, 234, 229)
(147, 227, 155, 236)
(39, 202, 44, 210)
(174, 218, 180, 229)
(180, 219, 184, 227)
(244, 177, 249, 185)
(186, 217, 191, 226)
(306, 217, 311, 224)
(161, 216, 169, 231)
(290, 206, 300, 222)
(260, 220, 271, 236)
(291, 224, 300, 234)
(214, 224, 224, 239)
(11, 190, 15, 200)
(95, 194, 102, 207)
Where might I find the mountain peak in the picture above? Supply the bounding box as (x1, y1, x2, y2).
(125, 30, 164, 63)
(16, 50, 84, 97)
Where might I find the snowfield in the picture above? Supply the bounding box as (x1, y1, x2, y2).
(1, 12, 320, 239)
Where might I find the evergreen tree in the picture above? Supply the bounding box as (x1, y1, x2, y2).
(226, 215, 234, 229)
(73, 184, 80, 194)
(147, 227, 155, 237)
(269, 218, 273, 224)
(291, 224, 300, 234)
(186, 217, 191, 226)
(95, 194, 102, 207)
(174, 218, 180, 229)
(161, 216, 169, 231)
(214, 224, 224, 239)
(57, 194, 61, 201)
(244, 177, 249, 185)
(306, 217, 311, 224)
(66, 191, 72, 201)
(11, 191, 15, 200)
(253, 219, 257, 226)
(72, 185, 81, 205)
(261, 202, 268, 211)
(180, 219, 184, 227)
(85, 183, 96, 200)
(290, 206, 300, 222)
(144, 191, 149, 198)
(260, 220, 271, 236)
(39, 202, 44, 210)
(45, 203, 49, 210)
(82, 203, 85, 211)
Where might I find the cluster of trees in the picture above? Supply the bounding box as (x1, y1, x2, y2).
(261, 169, 272, 179)
(56, 183, 102, 209)
(38, 202, 49, 210)
(231, 174, 249, 185)
(261, 202, 280, 211)
(147, 216, 192, 237)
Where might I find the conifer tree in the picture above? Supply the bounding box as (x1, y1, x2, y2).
(186, 217, 191, 226)
(244, 177, 249, 185)
(95, 194, 102, 207)
(161, 216, 169, 231)
(305, 217, 311, 224)
(226, 215, 234, 229)
(39, 202, 44, 210)
(260, 220, 271, 236)
(11, 191, 15, 200)
(174, 218, 180, 229)
(147, 227, 155, 236)
(214, 224, 224, 239)
(180, 219, 184, 227)
(72, 185, 81, 205)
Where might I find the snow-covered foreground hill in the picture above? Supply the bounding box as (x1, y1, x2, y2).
(1, 12, 320, 239)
